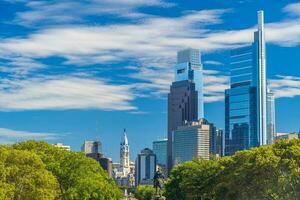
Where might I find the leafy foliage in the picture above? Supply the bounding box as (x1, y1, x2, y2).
(165, 139, 300, 200)
(0, 141, 121, 200)
(0, 146, 59, 200)
(134, 185, 156, 200)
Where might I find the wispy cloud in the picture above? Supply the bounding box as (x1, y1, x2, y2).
(0, 3, 300, 111)
(0, 127, 61, 144)
(283, 2, 300, 17)
(269, 75, 300, 98)
(0, 76, 136, 111)
(9, 0, 175, 26)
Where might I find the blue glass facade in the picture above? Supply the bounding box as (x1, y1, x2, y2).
(175, 48, 204, 118)
(152, 139, 167, 166)
(225, 11, 267, 155)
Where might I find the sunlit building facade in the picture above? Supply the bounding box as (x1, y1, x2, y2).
(167, 48, 203, 172)
(225, 11, 268, 155)
(173, 119, 213, 165)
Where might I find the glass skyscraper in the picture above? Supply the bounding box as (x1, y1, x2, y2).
(167, 48, 204, 172)
(175, 49, 204, 118)
(152, 139, 167, 167)
(225, 11, 268, 155)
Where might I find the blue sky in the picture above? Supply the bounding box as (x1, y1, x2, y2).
(0, 0, 300, 162)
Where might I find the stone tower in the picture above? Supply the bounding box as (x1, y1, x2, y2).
(120, 129, 130, 175)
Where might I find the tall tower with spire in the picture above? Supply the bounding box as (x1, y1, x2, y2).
(120, 129, 130, 175)
(225, 10, 269, 155)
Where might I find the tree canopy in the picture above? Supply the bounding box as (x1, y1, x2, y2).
(165, 139, 300, 200)
(134, 185, 157, 200)
(0, 141, 121, 200)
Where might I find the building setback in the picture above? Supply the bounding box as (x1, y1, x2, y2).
(225, 11, 271, 155)
(167, 48, 203, 172)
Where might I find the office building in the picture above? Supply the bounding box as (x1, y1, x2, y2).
(135, 148, 157, 186)
(173, 119, 212, 165)
(152, 139, 167, 166)
(81, 139, 112, 177)
(152, 139, 167, 176)
(87, 153, 112, 177)
(267, 90, 276, 144)
(225, 11, 268, 155)
(167, 48, 204, 171)
(53, 143, 71, 151)
(215, 129, 224, 157)
(81, 140, 102, 154)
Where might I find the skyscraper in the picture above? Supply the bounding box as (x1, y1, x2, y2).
(135, 148, 157, 186)
(167, 48, 203, 172)
(225, 11, 268, 155)
(120, 129, 130, 175)
(267, 90, 276, 145)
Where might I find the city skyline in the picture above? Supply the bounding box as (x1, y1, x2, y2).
(0, 1, 300, 161)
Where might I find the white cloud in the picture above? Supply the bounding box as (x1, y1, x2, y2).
(203, 70, 229, 102)
(0, 76, 136, 111)
(10, 0, 175, 26)
(269, 75, 300, 98)
(283, 2, 300, 17)
(0, 3, 300, 109)
(0, 127, 61, 143)
(0, 57, 45, 76)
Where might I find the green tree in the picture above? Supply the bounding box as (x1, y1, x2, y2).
(13, 141, 122, 200)
(0, 146, 59, 200)
(134, 185, 156, 200)
(165, 139, 300, 200)
(165, 159, 222, 200)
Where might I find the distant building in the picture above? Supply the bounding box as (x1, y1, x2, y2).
(216, 129, 224, 157)
(53, 143, 71, 151)
(167, 48, 204, 172)
(152, 139, 167, 166)
(152, 139, 167, 176)
(275, 133, 299, 141)
(173, 119, 213, 165)
(120, 129, 130, 175)
(267, 90, 276, 144)
(81, 140, 102, 154)
(87, 153, 112, 177)
(112, 129, 135, 188)
(135, 148, 157, 186)
(81, 140, 112, 177)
